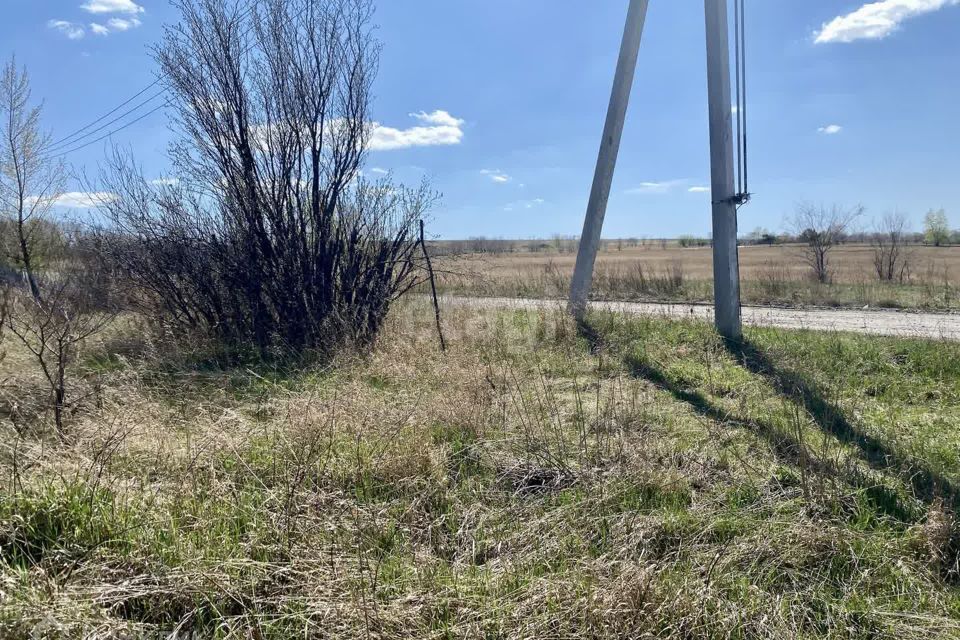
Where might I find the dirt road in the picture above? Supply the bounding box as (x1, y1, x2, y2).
(441, 296, 960, 341)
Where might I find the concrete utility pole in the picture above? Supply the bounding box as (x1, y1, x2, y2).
(704, 0, 743, 339)
(569, 0, 650, 318)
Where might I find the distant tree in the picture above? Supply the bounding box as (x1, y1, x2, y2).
(871, 213, 911, 283)
(924, 209, 950, 246)
(791, 203, 863, 284)
(678, 235, 708, 248)
(744, 227, 766, 245)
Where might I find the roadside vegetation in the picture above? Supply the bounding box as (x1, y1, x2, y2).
(1, 0, 958, 637)
(431, 241, 959, 311)
(1, 302, 958, 638)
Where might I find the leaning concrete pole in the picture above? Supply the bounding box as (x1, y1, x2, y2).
(569, 0, 650, 318)
(704, 0, 743, 339)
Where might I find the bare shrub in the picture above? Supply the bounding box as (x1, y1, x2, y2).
(5, 259, 113, 439)
(871, 213, 912, 283)
(92, 0, 434, 357)
(791, 203, 863, 284)
(0, 287, 7, 367)
(754, 260, 794, 301)
(637, 261, 686, 297)
(1, 56, 114, 438)
(920, 260, 955, 306)
(594, 262, 686, 300)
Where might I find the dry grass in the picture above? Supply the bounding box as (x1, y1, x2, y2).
(433, 243, 960, 310)
(1, 301, 959, 638)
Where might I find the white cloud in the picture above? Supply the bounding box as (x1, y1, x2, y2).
(504, 198, 545, 212)
(370, 167, 389, 175)
(481, 169, 511, 184)
(48, 20, 86, 40)
(248, 111, 465, 153)
(106, 17, 142, 31)
(625, 179, 690, 195)
(28, 191, 117, 209)
(150, 178, 179, 187)
(85, 18, 142, 36)
(369, 110, 465, 151)
(55, 191, 117, 208)
(409, 110, 464, 128)
(814, 0, 959, 44)
(818, 124, 843, 135)
(80, 0, 145, 14)
(688, 186, 711, 193)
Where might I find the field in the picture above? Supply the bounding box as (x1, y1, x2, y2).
(432, 243, 960, 310)
(2, 301, 959, 638)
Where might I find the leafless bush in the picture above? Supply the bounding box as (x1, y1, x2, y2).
(5, 264, 113, 439)
(920, 260, 955, 306)
(871, 213, 912, 283)
(1, 57, 113, 437)
(93, 0, 434, 357)
(0, 287, 7, 368)
(754, 260, 794, 301)
(593, 261, 686, 299)
(791, 203, 863, 284)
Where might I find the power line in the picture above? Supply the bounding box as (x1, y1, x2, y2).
(50, 2, 258, 154)
(48, 89, 168, 154)
(51, 0, 329, 159)
(52, 101, 171, 158)
(733, 0, 750, 206)
(739, 0, 749, 200)
(49, 79, 162, 150)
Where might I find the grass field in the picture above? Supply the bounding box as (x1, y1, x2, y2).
(1, 301, 959, 638)
(432, 243, 960, 310)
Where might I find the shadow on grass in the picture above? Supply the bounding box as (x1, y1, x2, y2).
(577, 318, 954, 522)
(725, 338, 959, 513)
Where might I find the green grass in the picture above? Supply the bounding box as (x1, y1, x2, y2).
(1, 305, 959, 638)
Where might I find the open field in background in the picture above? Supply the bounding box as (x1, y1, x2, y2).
(1, 301, 959, 638)
(431, 243, 960, 311)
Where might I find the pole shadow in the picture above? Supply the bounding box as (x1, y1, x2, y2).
(625, 351, 915, 522)
(725, 337, 958, 513)
(576, 317, 954, 522)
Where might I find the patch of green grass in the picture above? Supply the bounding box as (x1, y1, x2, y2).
(0, 482, 138, 567)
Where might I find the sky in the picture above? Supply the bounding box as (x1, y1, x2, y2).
(3, 0, 959, 239)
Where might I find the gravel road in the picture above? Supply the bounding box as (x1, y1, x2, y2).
(441, 296, 960, 341)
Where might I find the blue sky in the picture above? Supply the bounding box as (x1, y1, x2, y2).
(3, 0, 959, 238)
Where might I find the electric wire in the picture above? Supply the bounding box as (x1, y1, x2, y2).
(739, 0, 749, 201)
(733, 0, 750, 207)
(47, 80, 162, 150)
(47, 89, 168, 154)
(733, 0, 743, 199)
(52, 101, 172, 157)
(50, 2, 258, 157)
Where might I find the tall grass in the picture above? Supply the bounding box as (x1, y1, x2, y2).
(1, 302, 959, 638)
